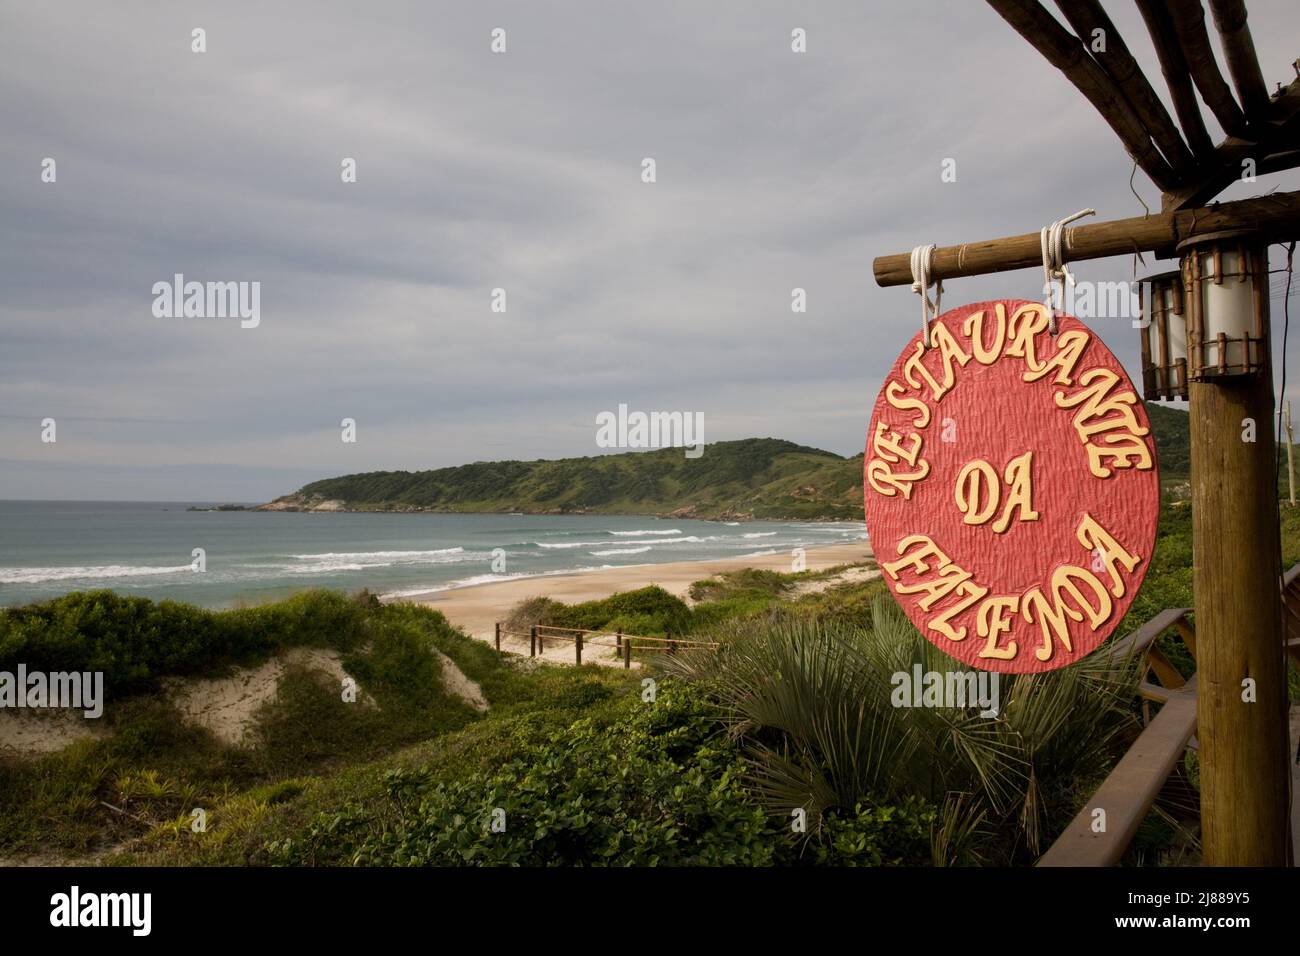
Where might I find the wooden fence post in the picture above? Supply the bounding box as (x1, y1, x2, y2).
(576, 631, 583, 665)
(616, 630, 622, 650)
(623, 638, 631, 669)
(494, 622, 501, 651)
(530, 625, 536, 658)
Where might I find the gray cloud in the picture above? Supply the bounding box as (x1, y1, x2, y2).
(2, 0, 1298, 500)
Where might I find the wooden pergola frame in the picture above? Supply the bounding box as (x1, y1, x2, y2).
(871, 1, 1300, 867)
(994, 0, 1299, 212)
(875, 1, 1300, 289)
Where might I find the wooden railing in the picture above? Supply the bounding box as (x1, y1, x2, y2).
(1038, 561, 1300, 866)
(493, 622, 719, 668)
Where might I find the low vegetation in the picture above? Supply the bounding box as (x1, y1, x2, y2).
(0, 592, 502, 856)
(7, 440, 1298, 866)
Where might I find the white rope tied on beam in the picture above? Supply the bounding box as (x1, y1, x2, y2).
(910, 244, 942, 347)
(1040, 208, 1095, 333)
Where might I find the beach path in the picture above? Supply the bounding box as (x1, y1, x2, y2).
(412, 541, 871, 665)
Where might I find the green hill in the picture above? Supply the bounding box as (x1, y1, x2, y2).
(265, 438, 866, 521)
(265, 409, 1190, 521)
(1146, 403, 1190, 477)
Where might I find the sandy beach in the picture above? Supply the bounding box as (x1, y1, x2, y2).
(409, 540, 872, 662)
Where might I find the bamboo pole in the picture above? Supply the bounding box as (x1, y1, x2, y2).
(1053, 0, 1195, 174)
(1135, 0, 1217, 158)
(1206, 0, 1270, 116)
(985, 0, 1177, 191)
(872, 190, 1300, 287)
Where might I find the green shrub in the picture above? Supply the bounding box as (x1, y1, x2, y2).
(664, 598, 1141, 865)
(689, 569, 791, 602)
(525, 585, 694, 636)
(0, 592, 495, 853)
(813, 799, 936, 866)
(264, 680, 936, 867)
(0, 589, 372, 699)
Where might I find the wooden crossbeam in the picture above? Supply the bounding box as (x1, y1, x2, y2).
(872, 190, 1300, 286)
(1135, 0, 1217, 157)
(985, 0, 1177, 191)
(1207, 0, 1271, 115)
(1054, 0, 1195, 174)
(1163, 77, 1300, 210)
(1167, 0, 1250, 138)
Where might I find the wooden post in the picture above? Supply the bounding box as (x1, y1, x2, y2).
(1188, 281, 1292, 865)
(616, 630, 622, 650)
(575, 631, 583, 665)
(1285, 401, 1295, 507)
(494, 622, 501, 651)
(538, 627, 545, 652)
(623, 638, 631, 669)
(667, 639, 676, 657)
(530, 625, 536, 658)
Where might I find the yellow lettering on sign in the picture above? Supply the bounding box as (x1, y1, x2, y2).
(992, 451, 1039, 533)
(976, 596, 1020, 660)
(881, 534, 950, 581)
(871, 422, 923, 465)
(929, 322, 972, 399)
(963, 304, 1007, 366)
(897, 561, 973, 613)
(1085, 432, 1154, 480)
(954, 460, 999, 525)
(885, 379, 931, 429)
(1022, 566, 1112, 663)
(1024, 329, 1090, 387)
(902, 340, 945, 402)
(867, 459, 928, 498)
(1004, 303, 1050, 374)
(1055, 368, 1152, 478)
(929, 578, 988, 643)
(954, 452, 1038, 532)
(882, 535, 986, 643)
(1076, 512, 1141, 597)
(866, 422, 929, 499)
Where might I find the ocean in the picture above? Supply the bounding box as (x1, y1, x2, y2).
(0, 501, 868, 609)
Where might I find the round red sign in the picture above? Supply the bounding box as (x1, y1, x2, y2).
(863, 299, 1160, 673)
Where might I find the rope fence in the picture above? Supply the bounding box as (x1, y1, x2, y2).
(495, 622, 720, 667)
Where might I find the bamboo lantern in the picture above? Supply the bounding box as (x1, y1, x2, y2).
(1178, 232, 1268, 381)
(1139, 270, 1189, 401)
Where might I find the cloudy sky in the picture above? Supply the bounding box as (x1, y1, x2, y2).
(3, 0, 1298, 501)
